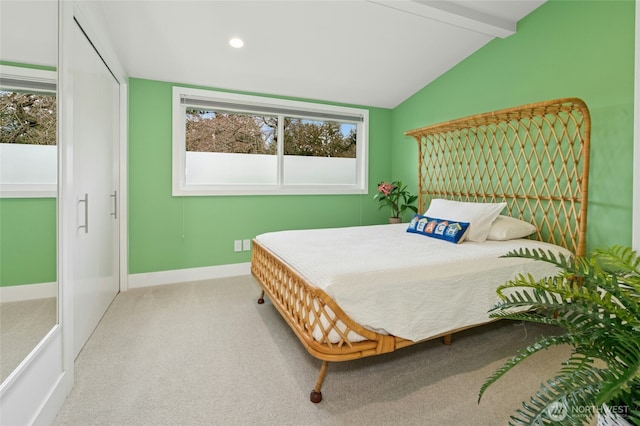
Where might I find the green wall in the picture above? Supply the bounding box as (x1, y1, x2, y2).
(0, 198, 56, 286)
(391, 0, 635, 252)
(130, 0, 634, 275)
(0, 62, 57, 287)
(5, 1, 634, 283)
(128, 79, 392, 274)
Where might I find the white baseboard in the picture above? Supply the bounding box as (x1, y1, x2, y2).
(31, 371, 67, 426)
(0, 282, 57, 303)
(128, 262, 251, 289)
(0, 326, 64, 426)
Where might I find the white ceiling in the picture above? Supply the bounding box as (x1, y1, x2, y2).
(0, 0, 546, 109)
(0, 1, 58, 67)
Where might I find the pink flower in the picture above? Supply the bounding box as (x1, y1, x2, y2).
(377, 182, 395, 196)
(374, 180, 418, 219)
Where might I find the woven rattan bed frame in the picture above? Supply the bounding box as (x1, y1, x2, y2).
(250, 98, 591, 403)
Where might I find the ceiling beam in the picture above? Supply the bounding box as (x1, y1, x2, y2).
(368, 0, 517, 38)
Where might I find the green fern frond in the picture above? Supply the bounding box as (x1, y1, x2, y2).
(596, 346, 640, 406)
(478, 334, 576, 403)
(502, 248, 572, 269)
(559, 353, 595, 374)
(594, 245, 640, 277)
(487, 311, 560, 326)
(553, 308, 633, 337)
(493, 271, 639, 327)
(611, 381, 640, 425)
(481, 245, 640, 425)
(509, 369, 608, 425)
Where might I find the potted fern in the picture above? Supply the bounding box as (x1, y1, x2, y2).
(478, 245, 639, 425)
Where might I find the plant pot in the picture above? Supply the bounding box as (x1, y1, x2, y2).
(598, 404, 633, 426)
(389, 217, 402, 224)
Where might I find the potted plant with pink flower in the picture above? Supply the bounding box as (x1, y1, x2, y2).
(374, 181, 418, 223)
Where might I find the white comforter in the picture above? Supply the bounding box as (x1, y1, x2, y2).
(255, 223, 569, 342)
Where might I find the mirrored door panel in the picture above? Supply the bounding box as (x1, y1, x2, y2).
(0, 0, 58, 384)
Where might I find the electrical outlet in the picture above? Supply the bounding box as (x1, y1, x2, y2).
(242, 239, 251, 251)
(234, 240, 242, 252)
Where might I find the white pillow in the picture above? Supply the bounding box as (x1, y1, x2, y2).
(487, 215, 537, 241)
(424, 199, 506, 242)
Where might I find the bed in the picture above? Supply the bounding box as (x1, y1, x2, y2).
(250, 98, 591, 402)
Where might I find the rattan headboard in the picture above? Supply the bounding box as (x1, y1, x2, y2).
(404, 98, 590, 256)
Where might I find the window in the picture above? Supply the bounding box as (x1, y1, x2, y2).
(0, 65, 57, 198)
(172, 87, 368, 195)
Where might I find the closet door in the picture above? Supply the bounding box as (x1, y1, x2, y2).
(72, 21, 120, 357)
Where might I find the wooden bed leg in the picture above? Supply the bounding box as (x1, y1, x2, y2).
(443, 334, 452, 345)
(257, 290, 265, 304)
(310, 361, 329, 403)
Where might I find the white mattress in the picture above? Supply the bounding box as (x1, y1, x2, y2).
(255, 223, 570, 343)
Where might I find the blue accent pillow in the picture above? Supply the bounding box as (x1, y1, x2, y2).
(406, 214, 470, 244)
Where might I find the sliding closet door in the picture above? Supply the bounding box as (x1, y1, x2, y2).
(72, 21, 120, 357)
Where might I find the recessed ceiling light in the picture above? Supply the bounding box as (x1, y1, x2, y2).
(229, 38, 244, 48)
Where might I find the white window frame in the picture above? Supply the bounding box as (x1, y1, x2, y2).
(172, 86, 369, 196)
(0, 65, 57, 198)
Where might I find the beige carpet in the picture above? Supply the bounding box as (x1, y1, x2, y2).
(0, 297, 57, 382)
(53, 275, 587, 426)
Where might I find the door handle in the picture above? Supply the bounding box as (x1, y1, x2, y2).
(110, 190, 118, 219)
(78, 193, 89, 234)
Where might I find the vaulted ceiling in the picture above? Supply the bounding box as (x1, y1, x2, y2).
(1, 0, 546, 108)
